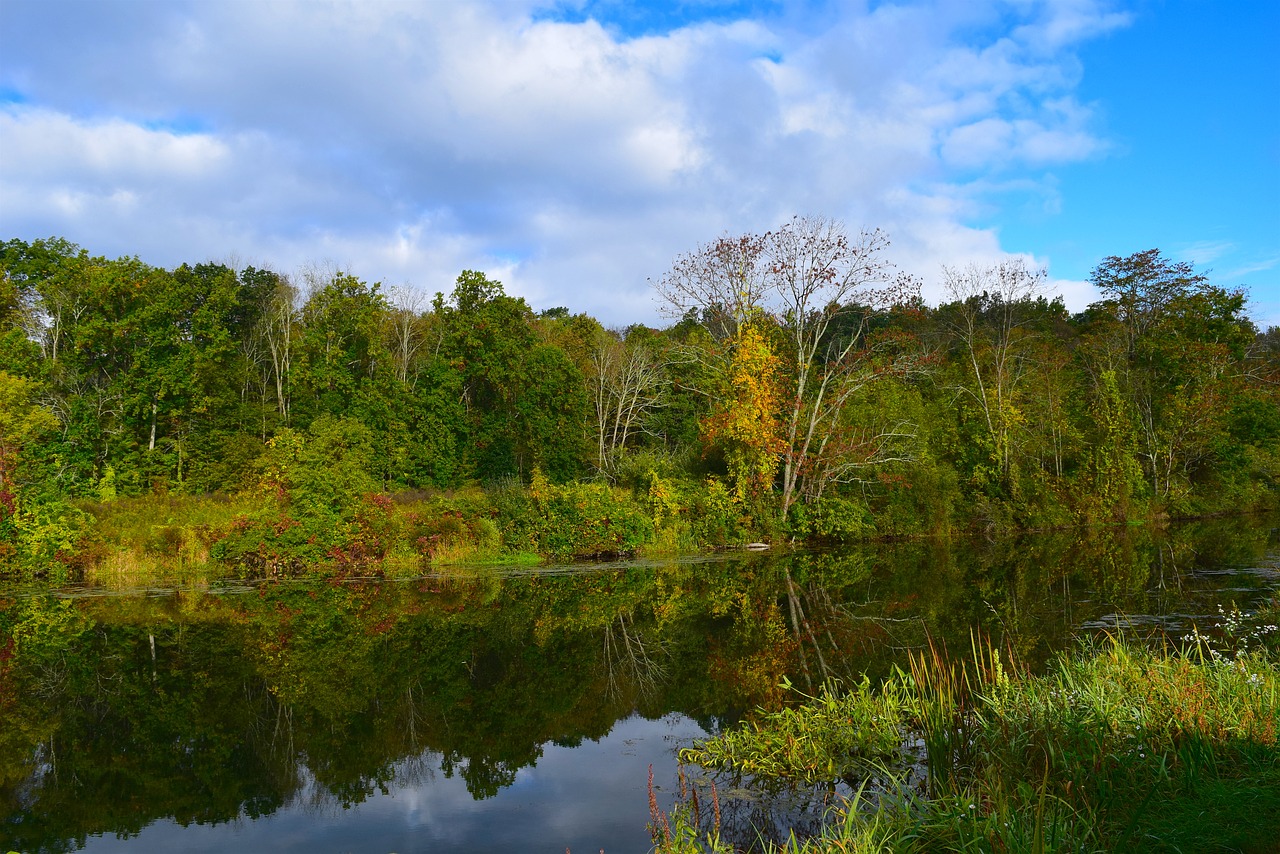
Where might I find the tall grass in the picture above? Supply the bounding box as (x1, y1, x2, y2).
(659, 620, 1280, 853)
(75, 494, 256, 586)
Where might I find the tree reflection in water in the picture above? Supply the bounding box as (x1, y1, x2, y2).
(0, 513, 1276, 852)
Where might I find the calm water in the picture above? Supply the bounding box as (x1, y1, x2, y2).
(2, 515, 1277, 853)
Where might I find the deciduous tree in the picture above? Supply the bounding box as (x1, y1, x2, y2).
(1086, 250, 1253, 498)
(939, 259, 1050, 488)
(656, 216, 922, 516)
(701, 321, 787, 500)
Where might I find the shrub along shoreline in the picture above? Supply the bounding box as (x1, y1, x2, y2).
(28, 468, 1280, 588)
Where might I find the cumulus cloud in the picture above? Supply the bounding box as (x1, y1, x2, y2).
(0, 0, 1128, 321)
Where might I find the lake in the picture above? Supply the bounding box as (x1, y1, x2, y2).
(2, 514, 1277, 853)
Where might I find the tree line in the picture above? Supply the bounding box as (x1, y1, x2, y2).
(2, 219, 1278, 575)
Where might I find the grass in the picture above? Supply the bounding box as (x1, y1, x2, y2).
(679, 676, 908, 784)
(67, 489, 552, 584)
(74, 493, 256, 586)
(656, 614, 1280, 853)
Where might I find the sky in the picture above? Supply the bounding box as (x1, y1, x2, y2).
(1, 0, 1276, 328)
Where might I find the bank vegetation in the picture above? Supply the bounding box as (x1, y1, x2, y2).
(2, 222, 1278, 582)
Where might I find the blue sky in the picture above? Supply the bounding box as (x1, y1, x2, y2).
(0, 0, 1276, 327)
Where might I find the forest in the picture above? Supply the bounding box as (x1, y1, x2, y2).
(2, 217, 1278, 580)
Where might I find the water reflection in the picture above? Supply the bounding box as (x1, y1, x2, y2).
(67, 715, 702, 854)
(1, 514, 1276, 852)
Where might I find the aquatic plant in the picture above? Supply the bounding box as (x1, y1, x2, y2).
(678, 677, 907, 784)
(662, 628, 1280, 852)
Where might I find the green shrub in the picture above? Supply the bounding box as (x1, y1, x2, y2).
(687, 477, 742, 547)
(210, 417, 387, 575)
(610, 445, 696, 492)
(405, 495, 504, 565)
(210, 512, 337, 575)
(807, 497, 874, 542)
(494, 469, 653, 559)
(0, 499, 86, 582)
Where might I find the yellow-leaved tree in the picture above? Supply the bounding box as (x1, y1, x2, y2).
(701, 322, 787, 501)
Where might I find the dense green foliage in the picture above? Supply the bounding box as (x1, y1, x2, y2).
(1, 232, 1277, 578)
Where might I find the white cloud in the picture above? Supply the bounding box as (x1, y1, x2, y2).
(943, 118, 1016, 168)
(1224, 257, 1279, 279)
(0, 108, 229, 184)
(1173, 240, 1236, 267)
(1051, 276, 1103, 310)
(1013, 0, 1132, 52)
(0, 0, 1130, 323)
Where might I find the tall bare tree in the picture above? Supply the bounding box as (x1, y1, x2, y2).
(260, 276, 298, 422)
(589, 328, 666, 472)
(941, 258, 1049, 483)
(656, 216, 922, 517)
(386, 285, 427, 387)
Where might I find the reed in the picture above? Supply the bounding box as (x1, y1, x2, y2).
(661, 622, 1280, 853)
